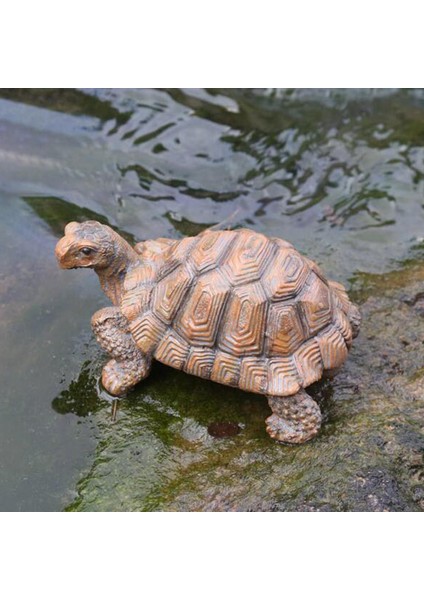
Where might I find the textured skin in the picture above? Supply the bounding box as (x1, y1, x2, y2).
(266, 391, 322, 444)
(91, 307, 151, 395)
(56, 221, 361, 444)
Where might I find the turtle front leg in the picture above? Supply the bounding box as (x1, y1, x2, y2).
(265, 390, 322, 444)
(91, 307, 151, 396)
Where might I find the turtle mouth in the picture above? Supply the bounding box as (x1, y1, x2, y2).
(68, 264, 93, 270)
(58, 262, 91, 270)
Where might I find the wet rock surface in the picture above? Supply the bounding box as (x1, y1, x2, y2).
(55, 262, 423, 512)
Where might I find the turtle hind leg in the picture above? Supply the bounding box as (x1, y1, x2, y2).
(91, 307, 151, 396)
(265, 390, 322, 444)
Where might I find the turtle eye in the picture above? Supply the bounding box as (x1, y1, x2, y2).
(80, 247, 93, 256)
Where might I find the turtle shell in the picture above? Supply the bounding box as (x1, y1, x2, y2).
(121, 228, 356, 397)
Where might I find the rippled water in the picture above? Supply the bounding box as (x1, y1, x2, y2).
(1, 88, 424, 511)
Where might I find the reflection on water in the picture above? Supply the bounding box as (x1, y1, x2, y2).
(2, 88, 424, 275)
(22, 195, 136, 242)
(1, 88, 424, 511)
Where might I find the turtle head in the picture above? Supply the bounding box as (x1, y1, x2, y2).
(56, 221, 139, 305)
(55, 221, 120, 270)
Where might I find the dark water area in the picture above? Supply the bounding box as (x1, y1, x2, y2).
(0, 88, 423, 511)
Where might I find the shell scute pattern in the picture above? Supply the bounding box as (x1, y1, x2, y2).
(124, 263, 157, 292)
(211, 351, 241, 387)
(267, 302, 305, 356)
(332, 308, 353, 347)
(185, 347, 215, 379)
(329, 280, 351, 313)
(218, 282, 268, 356)
(121, 228, 356, 397)
(239, 357, 268, 394)
(130, 311, 167, 354)
(188, 230, 237, 274)
(155, 330, 190, 369)
(294, 338, 323, 387)
(121, 261, 159, 321)
(157, 236, 197, 280)
(175, 270, 231, 347)
(299, 271, 332, 336)
(317, 326, 348, 370)
(306, 257, 328, 283)
(262, 246, 310, 301)
(270, 237, 294, 250)
(121, 286, 152, 322)
(267, 357, 301, 396)
(220, 230, 275, 286)
(152, 264, 194, 324)
(134, 238, 178, 265)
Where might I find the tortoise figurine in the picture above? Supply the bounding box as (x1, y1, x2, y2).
(55, 221, 360, 444)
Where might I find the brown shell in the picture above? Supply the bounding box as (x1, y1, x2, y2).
(123, 228, 357, 396)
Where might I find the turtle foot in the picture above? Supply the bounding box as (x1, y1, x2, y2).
(101, 357, 150, 396)
(266, 391, 322, 444)
(265, 413, 319, 444)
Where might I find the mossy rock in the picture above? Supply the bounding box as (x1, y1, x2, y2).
(60, 261, 424, 512)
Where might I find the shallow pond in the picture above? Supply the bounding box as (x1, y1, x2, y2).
(1, 88, 423, 511)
